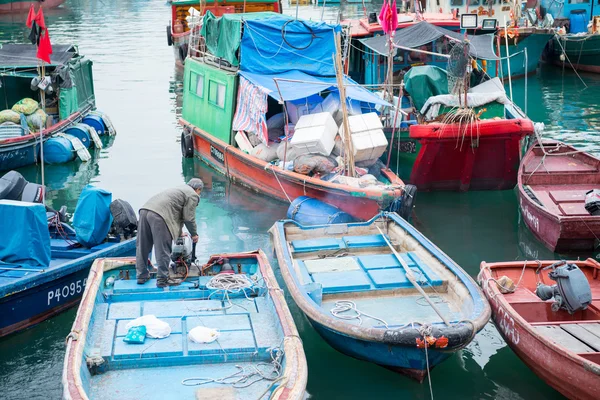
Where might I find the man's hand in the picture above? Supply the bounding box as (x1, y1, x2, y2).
(191, 235, 199, 243)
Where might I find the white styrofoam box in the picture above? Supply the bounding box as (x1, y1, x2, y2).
(286, 94, 324, 125)
(290, 112, 338, 156)
(339, 113, 388, 162)
(235, 131, 254, 153)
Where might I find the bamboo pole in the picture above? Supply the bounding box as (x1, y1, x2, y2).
(376, 226, 451, 326)
(39, 62, 46, 205)
(504, 17, 513, 102)
(334, 33, 356, 177)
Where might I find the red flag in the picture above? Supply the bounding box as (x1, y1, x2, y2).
(379, 1, 391, 34)
(26, 4, 36, 28)
(390, 0, 398, 33)
(34, 7, 46, 31)
(37, 29, 52, 64)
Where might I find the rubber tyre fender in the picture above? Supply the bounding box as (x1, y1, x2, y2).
(399, 184, 417, 221)
(181, 130, 194, 158)
(178, 43, 188, 63)
(167, 25, 173, 46)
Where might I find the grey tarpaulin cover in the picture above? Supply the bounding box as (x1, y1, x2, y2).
(359, 21, 498, 61)
(0, 44, 76, 68)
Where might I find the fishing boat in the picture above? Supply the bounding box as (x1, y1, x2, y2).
(270, 212, 490, 381)
(0, 44, 115, 171)
(0, 188, 136, 338)
(479, 259, 600, 399)
(518, 140, 600, 252)
(180, 12, 413, 221)
(399, 66, 534, 191)
(0, 0, 64, 14)
(543, 0, 600, 73)
(166, 0, 281, 65)
(62, 252, 307, 399)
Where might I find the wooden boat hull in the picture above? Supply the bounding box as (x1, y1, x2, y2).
(491, 31, 553, 80)
(180, 119, 405, 221)
(518, 141, 600, 252)
(0, 0, 65, 13)
(551, 34, 600, 74)
(408, 118, 533, 191)
(0, 238, 135, 338)
(479, 260, 600, 400)
(271, 213, 491, 381)
(62, 252, 307, 400)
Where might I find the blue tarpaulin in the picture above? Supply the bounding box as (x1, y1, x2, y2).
(239, 70, 391, 106)
(73, 185, 113, 248)
(240, 16, 341, 76)
(0, 200, 51, 267)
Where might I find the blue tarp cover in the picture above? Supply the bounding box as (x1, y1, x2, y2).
(73, 185, 113, 248)
(240, 16, 341, 76)
(0, 200, 51, 267)
(239, 70, 390, 106)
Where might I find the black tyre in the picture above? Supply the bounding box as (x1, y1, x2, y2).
(166, 25, 173, 46)
(178, 43, 188, 63)
(398, 184, 417, 221)
(181, 131, 193, 158)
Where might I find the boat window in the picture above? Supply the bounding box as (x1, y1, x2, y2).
(568, 0, 590, 3)
(469, 0, 480, 5)
(208, 80, 226, 109)
(450, 0, 463, 5)
(190, 72, 204, 98)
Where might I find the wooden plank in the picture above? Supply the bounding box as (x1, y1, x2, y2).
(534, 325, 595, 353)
(581, 322, 600, 339)
(560, 324, 600, 351)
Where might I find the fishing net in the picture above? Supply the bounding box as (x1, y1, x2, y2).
(446, 42, 470, 98)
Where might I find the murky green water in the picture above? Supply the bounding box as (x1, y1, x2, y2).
(1, 1, 599, 398)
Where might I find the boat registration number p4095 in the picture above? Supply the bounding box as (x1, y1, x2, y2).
(210, 145, 225, 164)
(47, 278, 87, 305)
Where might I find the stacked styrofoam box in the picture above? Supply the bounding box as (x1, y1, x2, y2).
(340, 112, 388, 162)
(290, 112, 338, 156)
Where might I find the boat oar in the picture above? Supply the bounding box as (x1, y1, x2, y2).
(376, 226, 451, 326)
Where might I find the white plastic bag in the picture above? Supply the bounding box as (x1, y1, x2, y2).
(125, 315, 171, 339)
(188, 326, 219, 344)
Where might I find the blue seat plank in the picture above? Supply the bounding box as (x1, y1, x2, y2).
(408, 253, 444, 286)
(342, 234, 389, 248)
(311, 270, 371, 293)
(357, 254, 401, 270)
(187, 314, 251, 331)
(187, 330, 256, 356)
(295, 260, 314, 285)
(368, 268, 412, 288)
(291, 238, 344, 253)
(108, 302, 141, 320)
(143, 300, 225, 317)
(113, 334, 184, 359)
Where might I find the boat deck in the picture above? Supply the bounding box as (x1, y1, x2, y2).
(524, 184, 600, 217)
(86, 275, 285, 400)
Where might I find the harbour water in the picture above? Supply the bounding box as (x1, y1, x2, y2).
(1, 1, 599, 398)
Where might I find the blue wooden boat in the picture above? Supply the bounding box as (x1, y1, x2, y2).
(0, 200, 135, 338)
(270, 212, 490, 381)
(0, 44, 114, 171)
(62, 252, 307, 399)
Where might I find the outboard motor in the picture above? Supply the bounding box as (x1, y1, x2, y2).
(535, 261, 592, 314)
(584, 189, 600, 216)
(109, 199, 137, 239)
(170, 236, 196, 276)
(0, 170, 44, 203)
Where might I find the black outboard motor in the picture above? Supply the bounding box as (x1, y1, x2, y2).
(584, 189, 600, 216)
(0, 170, 44, 203)
(109, 199, 137, 239)
(535, 261, 592, 314)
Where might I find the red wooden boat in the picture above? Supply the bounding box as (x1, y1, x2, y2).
(0, 0, 64, 14)
(479, 259, 600, 400)
(409, 118, 534, 191)
(518, 141, 600, 252)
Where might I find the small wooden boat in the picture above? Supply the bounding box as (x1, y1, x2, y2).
(518, 140, 600, 252)
(270, 212, 490, 381)
(167, 0, 281, 65)
(63, 252, 307, 399)
(0, 200, 135, 338)
(479, 259, 600, 400)
(0, 44, 114, 171)
(0, 0, 65, 14)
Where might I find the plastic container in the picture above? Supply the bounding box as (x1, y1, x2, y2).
(82, 114, 106, 136)
(287, 196, 356, 225)
(569, 9, 588, 34)
(290, 112, 338, 156)
(342, 113, 388, 162)
(64, 123, 92, 148)
(43, 136, 75, 164)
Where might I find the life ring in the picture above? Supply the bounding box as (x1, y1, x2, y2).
(167, 25, 173, 47)
(178, 43, 188, 63)
(181, 131, 194, 158)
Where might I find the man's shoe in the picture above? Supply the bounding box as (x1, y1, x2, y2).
(137, 276, 150, 285)
(157, 279, 181, 288)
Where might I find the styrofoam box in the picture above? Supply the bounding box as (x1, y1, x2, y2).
(341, 113, 388, 162)
(290, 112, 338, 156)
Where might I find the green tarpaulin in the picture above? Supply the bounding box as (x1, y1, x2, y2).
(403, 66, 449, 112)
(59, 87, 78, 120)
(200, 11, 282, 67)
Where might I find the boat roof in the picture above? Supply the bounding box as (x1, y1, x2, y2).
(359, 21, 498, 61)
(0, 44, 77, 68)
(345, 13, 460, 38)
(171, 0, 276, 5)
